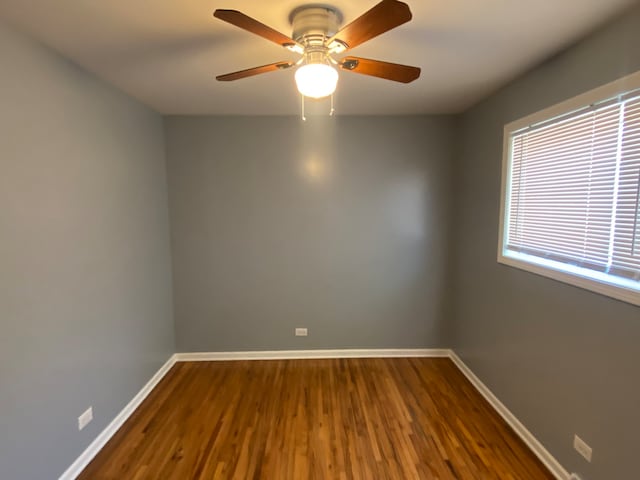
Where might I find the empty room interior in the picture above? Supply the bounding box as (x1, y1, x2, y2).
(1, 1, 640, 479)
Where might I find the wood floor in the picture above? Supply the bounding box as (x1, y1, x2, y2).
(78, 358, 554, 479)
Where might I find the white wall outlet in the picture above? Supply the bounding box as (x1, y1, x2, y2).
(78, 406, 93, 431)
(573, 434, 592, 462)
(295, 327, 308, 337)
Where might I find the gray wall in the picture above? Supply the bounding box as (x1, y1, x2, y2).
(165, 115, 455, 352)
(0, 22, 174, 479)
(450, 5, 640, 480)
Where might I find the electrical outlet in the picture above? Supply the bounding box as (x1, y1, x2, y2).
(78, 406, 93, 431)
(295, 328, 308, 337)
(573, 435, 592, 462)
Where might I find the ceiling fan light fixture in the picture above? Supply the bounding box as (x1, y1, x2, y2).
(214, 1, 421, 105)
(295, 63, 338, 99)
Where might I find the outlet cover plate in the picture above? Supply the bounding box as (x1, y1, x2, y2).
(295, 328, 308, 337)
(573, 435, 592, 462)
(78, 406, 93, 431)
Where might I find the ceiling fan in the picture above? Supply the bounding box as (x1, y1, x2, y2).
(213, 0, 421, 102)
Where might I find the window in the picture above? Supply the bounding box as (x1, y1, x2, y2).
(498, 71, 640, 306)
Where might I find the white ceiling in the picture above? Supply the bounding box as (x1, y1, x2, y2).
(0, 0, 635, 115)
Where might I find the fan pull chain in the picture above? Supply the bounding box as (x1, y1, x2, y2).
(301, 94, 335, 120)
(301, 94, 306, 121)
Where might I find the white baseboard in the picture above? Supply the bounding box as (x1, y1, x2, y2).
(448, 351, 569, 480)
(174, 348, 450, 362)
(58, 354, 177, 480)
(60, 349, 568, 480)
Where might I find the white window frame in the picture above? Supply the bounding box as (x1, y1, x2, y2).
(498, 70, 640, 307)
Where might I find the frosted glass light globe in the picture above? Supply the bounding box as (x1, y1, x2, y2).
(295, 64, 339, 99)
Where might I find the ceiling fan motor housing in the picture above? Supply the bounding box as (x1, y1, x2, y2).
(289, 6, 343, 47)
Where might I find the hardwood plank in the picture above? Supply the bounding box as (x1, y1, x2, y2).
(78, 358, 555, 479)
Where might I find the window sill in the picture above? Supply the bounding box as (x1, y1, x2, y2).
(498, 251, 640, 307)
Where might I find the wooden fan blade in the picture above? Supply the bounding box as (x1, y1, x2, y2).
(339, 57, 420, 83)
(328, 0, 412, 51)
(216, 62, 294, 81)
(214, 10, 301, 49)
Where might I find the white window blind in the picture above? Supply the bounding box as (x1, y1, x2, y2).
(504, 91, 640, 284)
